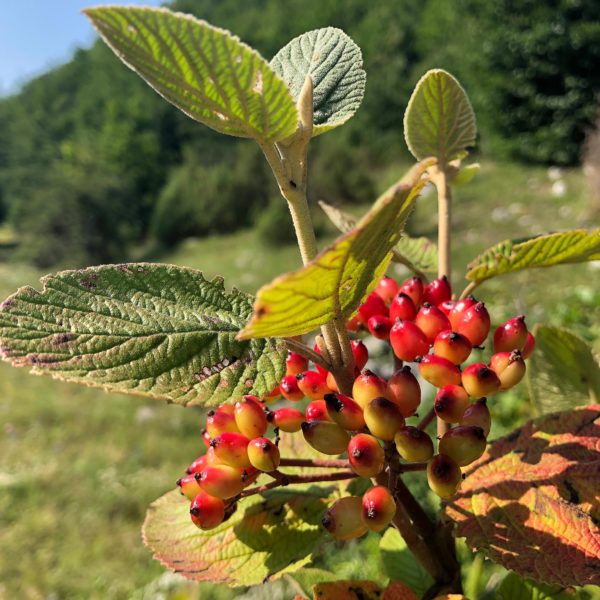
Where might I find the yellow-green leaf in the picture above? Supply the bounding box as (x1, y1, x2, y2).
(239, 162, 432, 339)
(466, 229, 600, 284)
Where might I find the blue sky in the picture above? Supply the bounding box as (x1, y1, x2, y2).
(0, 0, 164, 96)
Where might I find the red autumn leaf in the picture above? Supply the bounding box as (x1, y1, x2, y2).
(445, 405, 600, 587)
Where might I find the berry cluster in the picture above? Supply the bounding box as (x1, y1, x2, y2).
(177, 274, 535, 541)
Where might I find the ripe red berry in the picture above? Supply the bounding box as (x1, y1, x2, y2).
(296, 370, 331, 400)
(374, 276, 399, 305)
(306, 400, 333, 422)
(415, 303, 452, 343)
(462, 363, 501, 397)
(390, 320, 430, 362)
(201, 429, 211, 448)
(351, 340, 369, 371)
(438, 300, 455, 317)
(460, 398, 491, 436)
(423, 275, 452, 306)
(427, 454, 462, 499)
(196, 465, 249, 499)
(247, 437, 280, 472)
(206, 410, 240, 438)
(389, 292, 417, 321)
(312, 342, 329, 376)
(457, 301, 490, 347)
(434, 385, 470, 423)
(234, 397, 267, 439)
(322, 496, 368, 541)
(493, 315, 528, 353)
(347, 433, 385, 477)
(210, 432, 251, 468)
(399, 276, 424, 308)
(361, 486, 396, 532)
(268, 407, 304, 432)
(439, 425, 487, 467)
(352, 369, 389, 409)
(186, 454, 208, 475)
(386, 366, 421, 417)
(417, 354, 462, 388)
(368, 315, 393, 340)
(522, 331, 536, 359)
(394, 426, 434, 462)
(364, 397, 405, 441)
(448, 295, 477, 330)
(346, 313, 363, 332)
(433, 330, 472, 365)
(218, 404, 235, 416)
(301, 421, 350, 455)
(177, 473, 203, 501)
(489, 350, 526, 390)
(324, 392, 366, 431)
(358, 291, 389, 323)
(280, 374, 304, 401)
(285, 351, 308, 376)
(189, 492, 225, 530)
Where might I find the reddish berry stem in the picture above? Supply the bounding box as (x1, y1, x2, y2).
(416, 407, 436, 431)
(278, 458, 351, 469)
(239, 471, 358, 498)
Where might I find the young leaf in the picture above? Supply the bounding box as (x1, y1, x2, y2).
(0, 264, 285, 407)
(404, 69, 476, 164)
(85, 7, 298, 142)
(445, 405, 600, 588)
(239, 162, 432, 339)
(466, 229, 600, 285)
(271, 28, 366, 136)
(526, 325, 600, 415)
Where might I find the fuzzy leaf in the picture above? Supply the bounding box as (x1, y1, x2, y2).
(270, 28, 366, 136)
(445, 405, 600, 588)
(404, 69, 476, 164)
(466, 229, 600, 284)
(85, 7, 298, 142)
(239, 162, 431, 339)
(0, 264, 285, 407)
(526, 325, 600, 415)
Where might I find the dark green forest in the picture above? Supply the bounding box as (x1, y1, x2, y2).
(0, 0, 598, 268)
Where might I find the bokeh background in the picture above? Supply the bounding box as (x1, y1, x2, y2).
(1, 1, 599, 598)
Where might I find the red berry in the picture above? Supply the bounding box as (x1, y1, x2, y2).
(462, 363, 501, 397)
(448, 295, 477, 330)
(427, 454, 462, 499)
(262, 386, 281, 403)
(460, 398, 491, 436)
(374, 276, 399, 305)
(186, 454, 208, 475)
(196, 465, 248, 499)
(361, 486, 396, 532)
(433, 330, 472, 365)
(351, 340, 369, 371)
(286, 351, 308, 376)
(306, 400, 332, 422)
(386, 366, 421, 417)
(201, 429, 211, 448)
(434, 385, 470, 423)
(190, 492, 225, 530)
(347, 433, 385, 477)
(325, 371, 340, 393)
(417, 354, 462, 388)
(210, 432, 251, 468)
(489, 350, 526, 390)
(423, 275, 452, 305)
(322, 496, 368, 541)
(457, 302, 490, 347)
(399, 276, 424, 307)
(368, 315, 393, 340)
(296, 370, 331, 400)
(438, 300, 455, 317)
(234, 397, 267, 439)
(206, 410, 239, 438)
(352, 369, 389, 409)
(522, 331, 536, 359)
(358, 292, 389, 323)
(346, 313, 363, 332)
(301, 421, 350, 455)
(268, 407, 304, 432)
(280, 374, 304, 401)
(364, 397, 405, 441)
(390, 320, 430, 362)
(439, 425, 487, 466)
(394, 426, 434, 462)
(389, 293, 417, 321)
(247, 437, 280, 472)
(177, 473, 203, 501)
(493, 315, 528, 353)
(324, 392, 366, 431)
(415, 303, 452, 343)
(312, 342, 329, 376)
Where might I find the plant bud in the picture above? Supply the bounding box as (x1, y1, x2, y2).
(352, 369, 389, 409)
(296, 370, 331, 400)
(462, 363, 501, 397)
(399, 276, 424, 308)
(361, 486, 396, 532)
(427, 454, 462, 499)
(460, 398, 491, 436)
(522, 331, 536, 359)
(306, 399, 333, 422)
(247, 437, 280, 472)
(457, 302, 490, 347)
(351, 339, 369, 371)
(389, 292, 417, 321)
(415, 303, 451, 343)
(374, 276, 399, 305)
(423, 275, 452, 306)
(364, 397, 405, 441)
(280, 374, 304, 401)
(301, 421, 350, 455)
(347, 433, 385, 477)
(493, 315, 528, 353)
(268, 407, 304, 432)
(368, 315, 393, 340)
(234, 397, 267, 439)
(394, 426, 434, 462)
(434, 385, 470, 423)
(210, 432, 251, 468)
(448, 295, 477, 330)
(439, 425, 487, 466)
(324, 393, 366, 431)
(433, 330, 472, 365)
(386, 366, 421, 417)
(189, 492, 225, 530)
(358, 291, 389, 323)
(286, 351, 308, 376)
(417, 354, 462, 388)
(177, 473, 203, 500)
(206, 410, 240, 438)
(490, 350, 526, 389)
(322, 496, 368, 541)
(196, 465, 248, 499)
(390, 320, 430, 362)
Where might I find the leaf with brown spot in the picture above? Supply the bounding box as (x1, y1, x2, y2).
(445, 405, 600, 587)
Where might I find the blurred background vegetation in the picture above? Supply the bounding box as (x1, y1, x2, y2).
(1, 0, 600, 598)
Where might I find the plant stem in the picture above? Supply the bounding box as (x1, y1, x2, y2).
(459, 280, 479, 300)
(279, 458, 350, 468)
(417, 407, 436, 431)
(240, 470, 357, 497)
(284, 338, 330, 370)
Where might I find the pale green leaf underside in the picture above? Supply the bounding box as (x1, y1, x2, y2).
(404, 69, 476, 164)
(0, 264, 285, 407)
(526, 325, 600, 415)
(85, 7, 298, 142)
(240, 161, 431, 339)
(319, 200, 437, 276)
(466, 229, 600, 284)
(270, 27, 366, 136)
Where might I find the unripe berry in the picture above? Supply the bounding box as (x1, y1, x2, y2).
(415, 303, 451, 343)
(286, 351, 308, 376)
(306, 400, 333, 422)
(247, 437, 280, 472)
(351, 340, 369, 371)
(493, 315, 528, 353)
(368, 315, 393, 340)
(358, 292, 389, 323)
(186, 454, 208, 475)
(352, 369, 389, 409)
(206, 410, 239, 438)
(390, 320, 430, 362)
(364, 397, 405, 441)
(374, 276, 399, 305)
(427, 454, 462, 499)
(417, 354, 462, 388)
(210, 432, 251, 468)
(462, 363, 501, 397)
(325, 370, 339, 393)
(457, 302, 490, 347)
(490, 350, 526, 390)
(268, 407, 304, 432)
(423, 275, 452, 306)
(190, 492, 225, 530)
(262, 386, 281, 403)
(204, 446, 221, 466)
(322, 496, 368, 541)
(399, 276, 424, 308)
(434, 385, 470, 423)
(177, 474, 202, 500)
(361, 486, 396, 532)
(433, 330, 472, 365)
(448, 295, 477, 330)
(438, 300, 455, 317)
(394, 426, 434, 462)
(296, 371, 331, 400)
(324, 393, 366, 431)
(280, 374, 304, 401)
(522, 331, 536, 359)
(386, 366, 421, 417)
(460, 398, 491, 436)
(196, 465, 248, 499)
(301, 421, 350, 455)
(234, 397, 267, 439)
(389, 293, 417, 322)
(439, 425, 487, 466)
(347, 433, 385, 477)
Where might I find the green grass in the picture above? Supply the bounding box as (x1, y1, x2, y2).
(0, 160, 598, 599)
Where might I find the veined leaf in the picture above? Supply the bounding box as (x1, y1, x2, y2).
(271, 28, 366, 136)
(404, 69, 476, 164)
(85, 7, 298, 142)
(0, 264, 285, 407)
(526, 325, 600, 415)
(239, 161, 432, 339)
(466, 229, 600, 284)
(497, 572, 571, 600)
(319, 201, 438, 276)
(446, 405, 600, 588)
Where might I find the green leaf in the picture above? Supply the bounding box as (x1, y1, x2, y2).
(466, 229, 600, 284)
(0, 264, 285, 407)
(526, 325, 600, 415)
(270, 28, 366, 136)
(239, 161, 432, 339)
(453, 162, 480, 186)
(319, 201, 438, 276)
(497, 572, 571, 600)
(85, 6, 298, 142)
(404, 69, 476, 164)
